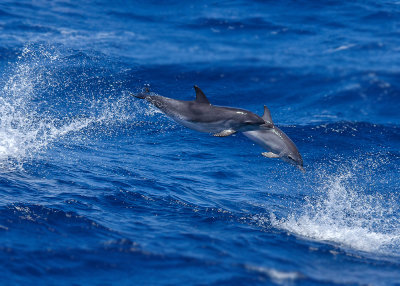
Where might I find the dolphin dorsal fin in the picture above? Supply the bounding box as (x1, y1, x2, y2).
(262, 105, 274, 125)
(194, 85, 210, 104)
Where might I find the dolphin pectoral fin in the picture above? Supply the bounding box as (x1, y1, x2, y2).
(213, 129, 236, 137)
(262, 152, 280, 158)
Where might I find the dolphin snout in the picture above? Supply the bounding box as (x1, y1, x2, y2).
(283, 152, 304, 172)
(297, 165, 306, 173)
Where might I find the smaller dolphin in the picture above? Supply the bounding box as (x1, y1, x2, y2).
(243, 106, 304, 171)
(132, 86, 269, 136)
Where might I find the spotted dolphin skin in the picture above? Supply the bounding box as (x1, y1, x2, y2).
(243, 106, 304, 171)
(132, 86, 269, 137)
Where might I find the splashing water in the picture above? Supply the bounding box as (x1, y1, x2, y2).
(0, 46, 57, 163)
(270, 158, 400, 255)
(0, 45, 141, 168)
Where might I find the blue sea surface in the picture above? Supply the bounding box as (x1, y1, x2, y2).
(0, 1, 399, 285)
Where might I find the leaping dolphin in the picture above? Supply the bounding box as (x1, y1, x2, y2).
(243, 106, 304, 171)
(132, 86, 269, 136)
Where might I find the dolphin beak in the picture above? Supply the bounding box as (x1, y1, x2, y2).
(297, 165, 306, 173)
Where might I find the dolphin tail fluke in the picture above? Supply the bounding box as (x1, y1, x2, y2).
(131, 86, 150, 99)
(131, 93, 147, 99)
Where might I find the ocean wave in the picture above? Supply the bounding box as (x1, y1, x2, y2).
(268, 157, 400, 256)
(0, 0, 399, 284)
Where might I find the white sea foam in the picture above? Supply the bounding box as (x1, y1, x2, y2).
(0, 47, 52, 163)
(245, 264, 302, 285)
(270, 158, 400, 255)
(326, 44, 356, 53)
(0, 44, 141, 168)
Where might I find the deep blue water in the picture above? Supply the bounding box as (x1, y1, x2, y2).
(0, 1, 399, 285)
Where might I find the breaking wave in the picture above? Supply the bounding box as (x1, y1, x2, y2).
(270, 157, 400, 256)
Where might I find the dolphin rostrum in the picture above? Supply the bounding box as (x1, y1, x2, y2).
(132, 86, 269, 136)
(243, 106, 304, 171)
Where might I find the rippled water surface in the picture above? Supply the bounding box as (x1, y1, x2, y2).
(0, 1, 399, 285)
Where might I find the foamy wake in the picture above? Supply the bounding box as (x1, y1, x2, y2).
(269, 159, 400, 255)
(0, 44, 141, 168)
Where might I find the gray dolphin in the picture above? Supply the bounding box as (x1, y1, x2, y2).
(243, 106, 304, 171)
(132, 86, 269, 136)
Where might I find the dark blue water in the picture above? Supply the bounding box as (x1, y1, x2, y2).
(0, 1, 399, 285)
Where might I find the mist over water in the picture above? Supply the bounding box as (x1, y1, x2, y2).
(0, 1, 399, 285)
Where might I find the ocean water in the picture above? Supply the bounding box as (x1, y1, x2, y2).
(0, 1, 399, 285)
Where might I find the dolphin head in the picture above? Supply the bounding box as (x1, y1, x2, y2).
(281, 145, 304, 172)
(270, 126, 303, 171)
(260, 106, 304, 171)
(242, 125, 304, 172)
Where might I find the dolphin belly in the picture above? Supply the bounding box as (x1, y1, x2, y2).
(242, 128, 289, 155)
(171, 116, 233, 133)
(144, 96, 232, 133)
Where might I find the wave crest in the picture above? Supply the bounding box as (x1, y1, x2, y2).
(270, 157, 400, 255)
